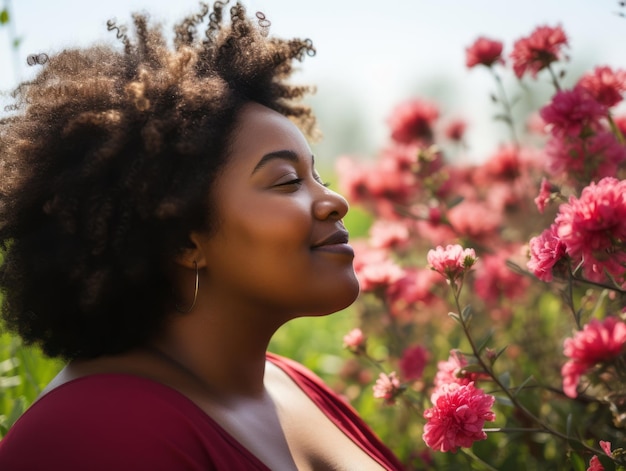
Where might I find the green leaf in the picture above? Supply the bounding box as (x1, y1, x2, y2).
(498, 371, 511, 389)
(0, 9, 8, 25)
(461, 363, 485, 373)
(513, 375, 534, 397)
(493, 345, 508, 362)
(448, 312, 461, 323)
(6, 398, 24, 430)
(568, 451, 585, 471)
(0, 358, 19, 374)
(0, 375, 21, 388)
(566, 413, 573, 436)
(493, 113, 512, 124)
(494, 395, 513, 407)
(461, 304, 473, 324)
(476, 330, 494, 353)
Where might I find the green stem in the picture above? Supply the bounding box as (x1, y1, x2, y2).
(459, 448, 499, 471)
(546, 64, 562, 92)
(490, 68, 520, 148)
(608, 113, 625, 144)
(450, 281, 601, 457)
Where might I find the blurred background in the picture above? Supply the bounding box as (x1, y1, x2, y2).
(2, 3, 626, 459)
(1, 0, 625, 164)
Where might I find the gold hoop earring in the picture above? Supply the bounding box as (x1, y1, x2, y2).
(176, 261, 199, 314)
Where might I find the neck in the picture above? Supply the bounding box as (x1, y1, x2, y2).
(149, 306, 286, 401)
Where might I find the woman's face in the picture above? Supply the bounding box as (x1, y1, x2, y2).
(193, 102, 359, 318)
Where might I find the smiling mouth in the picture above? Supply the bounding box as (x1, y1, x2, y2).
(312, 243, 355, 256)
(311, 230, 354, 256)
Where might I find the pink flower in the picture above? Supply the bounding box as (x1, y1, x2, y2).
(534, 178, 558, 214)
(335, 156, 370, 205)
(373, 371, 402, 405)
(386, 267, 442, 312)
(335, 150, 420, 215)
(399, 345, 430, 381)
(343, 328, 366, 352)
(545, 130, 626, 182)
(510, 25, 568, 78)
(477, 145, 524, 182)
(577, 66, 626, 108)
(369, 220, 411, 250)
(474, 247, 530, 304)
(352, 243, 406, 292)
(447, 200, 501, 242)
(387, 99, 439, 144)
(434, 350, 487, 388)
(540, 88, 607, 138)
(527, 224, 567, 282)
(554, 177, 626, 283)
(561, 316, 626, 397)
(423, 382, 496, 452)
(465, 37, 504, 68)
(427, 244, 477, 282)
(587, 455, 604, 471)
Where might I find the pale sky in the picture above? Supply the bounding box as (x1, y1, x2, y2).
(1, 0, 625, 160)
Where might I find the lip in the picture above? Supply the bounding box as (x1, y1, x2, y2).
(311, 230, 354, 256)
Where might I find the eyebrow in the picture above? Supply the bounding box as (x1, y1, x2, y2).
(251, 150, 315, 175)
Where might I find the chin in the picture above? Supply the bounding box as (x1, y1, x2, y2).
(310, 276, 360, 317)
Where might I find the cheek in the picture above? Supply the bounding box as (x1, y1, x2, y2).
(226, 199, 312, 251)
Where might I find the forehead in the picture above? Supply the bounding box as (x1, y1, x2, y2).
(227, 102, 311, 169)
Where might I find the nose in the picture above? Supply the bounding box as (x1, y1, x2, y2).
(313, 185, 350, 221)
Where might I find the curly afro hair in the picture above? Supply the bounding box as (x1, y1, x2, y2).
(0, 1, 317, 359)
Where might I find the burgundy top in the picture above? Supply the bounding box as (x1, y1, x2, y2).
(0, 353, 404, 470)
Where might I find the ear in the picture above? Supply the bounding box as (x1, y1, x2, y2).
(174, 231, 209, 270)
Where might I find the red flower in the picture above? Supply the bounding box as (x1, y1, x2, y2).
(577, 66, 626, 108)
(555, 177, 626, 283)
(465, 37, 504, 68)
(387, 99, 439, 144)
(561, 316, 626, 397)
(510, 24, 568, 78)
(545, 130, 626, 182)
(587, 455, 605, 471)
(399, 345, 430, 381)
(444, 118, 468, 142)
(540, 87, 607, 138)
(423, 382, 496, 452)
(527, 224, 567, 282)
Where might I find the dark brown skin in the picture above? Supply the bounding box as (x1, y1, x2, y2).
(44, 103, 381, 470)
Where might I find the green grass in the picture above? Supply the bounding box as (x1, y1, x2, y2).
(0, 333, 63, 436)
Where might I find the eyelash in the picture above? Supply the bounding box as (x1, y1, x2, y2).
(276, 177, 330, 188)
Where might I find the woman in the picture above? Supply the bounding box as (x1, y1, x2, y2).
(0, 2, 404, 470)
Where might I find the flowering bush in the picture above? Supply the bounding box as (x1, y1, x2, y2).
(334, 18, 626, 471)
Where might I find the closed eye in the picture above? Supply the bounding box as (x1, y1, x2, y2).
(275, 178, 303, 188)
